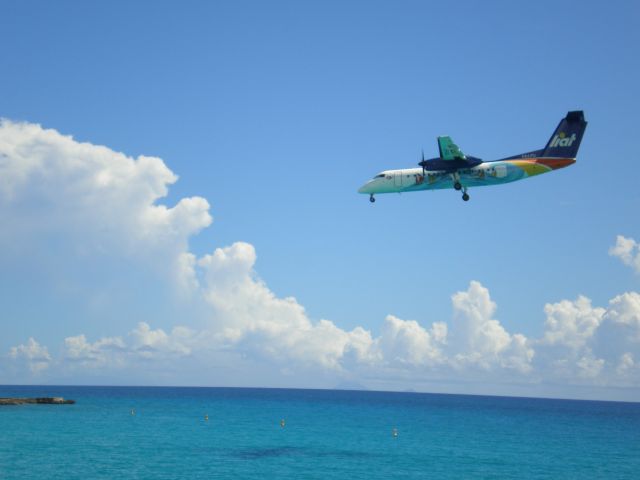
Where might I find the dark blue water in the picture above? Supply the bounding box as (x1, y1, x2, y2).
(1, 386, 638, 479)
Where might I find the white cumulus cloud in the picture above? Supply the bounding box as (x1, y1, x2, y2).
(198, 242, 376, 370)
(609, 235, 640, 273)
(378, 315, 446, 367)
(129, 322, 198, 358)
(64, 334, 127, 367)
(448, 281, 534, 373)
(8, 338, 52, 373)
(542, 296, 605, 350)
(535, 292, 640, 386)
(0, 119, 212, 286)
(63, 323, 199, 367)
(591, 292, 640, 366)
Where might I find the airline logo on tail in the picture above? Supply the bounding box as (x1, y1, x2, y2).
(549, 132, 577, 148)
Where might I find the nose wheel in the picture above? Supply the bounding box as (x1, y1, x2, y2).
(369, 195, 376, 203)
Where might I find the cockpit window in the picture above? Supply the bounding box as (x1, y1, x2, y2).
(374, 173, 385, 178)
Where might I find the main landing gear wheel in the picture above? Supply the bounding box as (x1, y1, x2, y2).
(369, 195, 376, 203)
(462, 193, 470, 201)
(454, 182, 462, 191)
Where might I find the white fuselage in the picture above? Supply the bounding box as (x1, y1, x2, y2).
(358, 157, 574, 197)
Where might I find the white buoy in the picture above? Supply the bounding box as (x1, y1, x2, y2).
(392, 427, 398, 438)
(280, 419, 286, 428)
(131, 408, 135, 416)
(204, 414, 209, 422)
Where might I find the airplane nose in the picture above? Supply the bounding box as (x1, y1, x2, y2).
(358, 181, 372, 194)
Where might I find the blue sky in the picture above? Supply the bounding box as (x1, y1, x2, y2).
(1, 1, 640, 400)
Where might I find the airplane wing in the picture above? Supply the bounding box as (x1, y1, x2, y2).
(437, 136, 466, 160)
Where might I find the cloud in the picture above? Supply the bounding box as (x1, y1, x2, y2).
(2, 119, 640, 397)
(535, 293, 640, 385)
(8, 338, 52, 373)
(575, 354, 605, 379)
(616, 352, 635, 376)
(592, 292, 640, 363)
(448, 281, 534, 373)
(605, 292, 640, 342)
(609, 235, 640, 273)
(198, 242, 376, 370)
(542, 296, 605, 350)
(7, 280, 640, 392)
(64, 334, 127, 367)
(195, 247, 527, 375)
(46, 279, 532, 381)
(63, 323, 199, 368)
(0, 119, 212, 286)
(128, 322, 198, 358)
(378, 315, 446, 367)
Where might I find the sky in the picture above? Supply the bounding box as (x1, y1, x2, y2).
(1, 0, 640, 401)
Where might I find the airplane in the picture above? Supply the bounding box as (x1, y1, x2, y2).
(358, 111, 587, 202)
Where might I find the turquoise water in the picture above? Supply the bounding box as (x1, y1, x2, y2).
(1, 386, 638, 479)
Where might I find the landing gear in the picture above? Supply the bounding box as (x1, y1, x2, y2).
(451, 172, 462, 191)
(461, 187, 469, 202)
(369, 194, 376, 203)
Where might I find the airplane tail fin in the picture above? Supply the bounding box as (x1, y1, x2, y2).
(541, 110, 587, 158)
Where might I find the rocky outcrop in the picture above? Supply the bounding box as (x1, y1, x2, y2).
(0, 397, 75, 405)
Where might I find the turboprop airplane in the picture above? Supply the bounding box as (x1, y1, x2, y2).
(358, 111, 587, 202)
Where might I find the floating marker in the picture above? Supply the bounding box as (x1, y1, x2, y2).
(280, 419, 285, 428)
(204, 414, 209, 422)
(131, 408, 135, 416)
(392, 427, 398, 438)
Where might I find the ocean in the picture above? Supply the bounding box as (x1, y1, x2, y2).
(1, 385, 638, 479)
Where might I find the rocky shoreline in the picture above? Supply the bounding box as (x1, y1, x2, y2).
(0, 397, 75, 405)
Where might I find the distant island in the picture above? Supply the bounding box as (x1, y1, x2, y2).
(0, 397, 75, 405)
